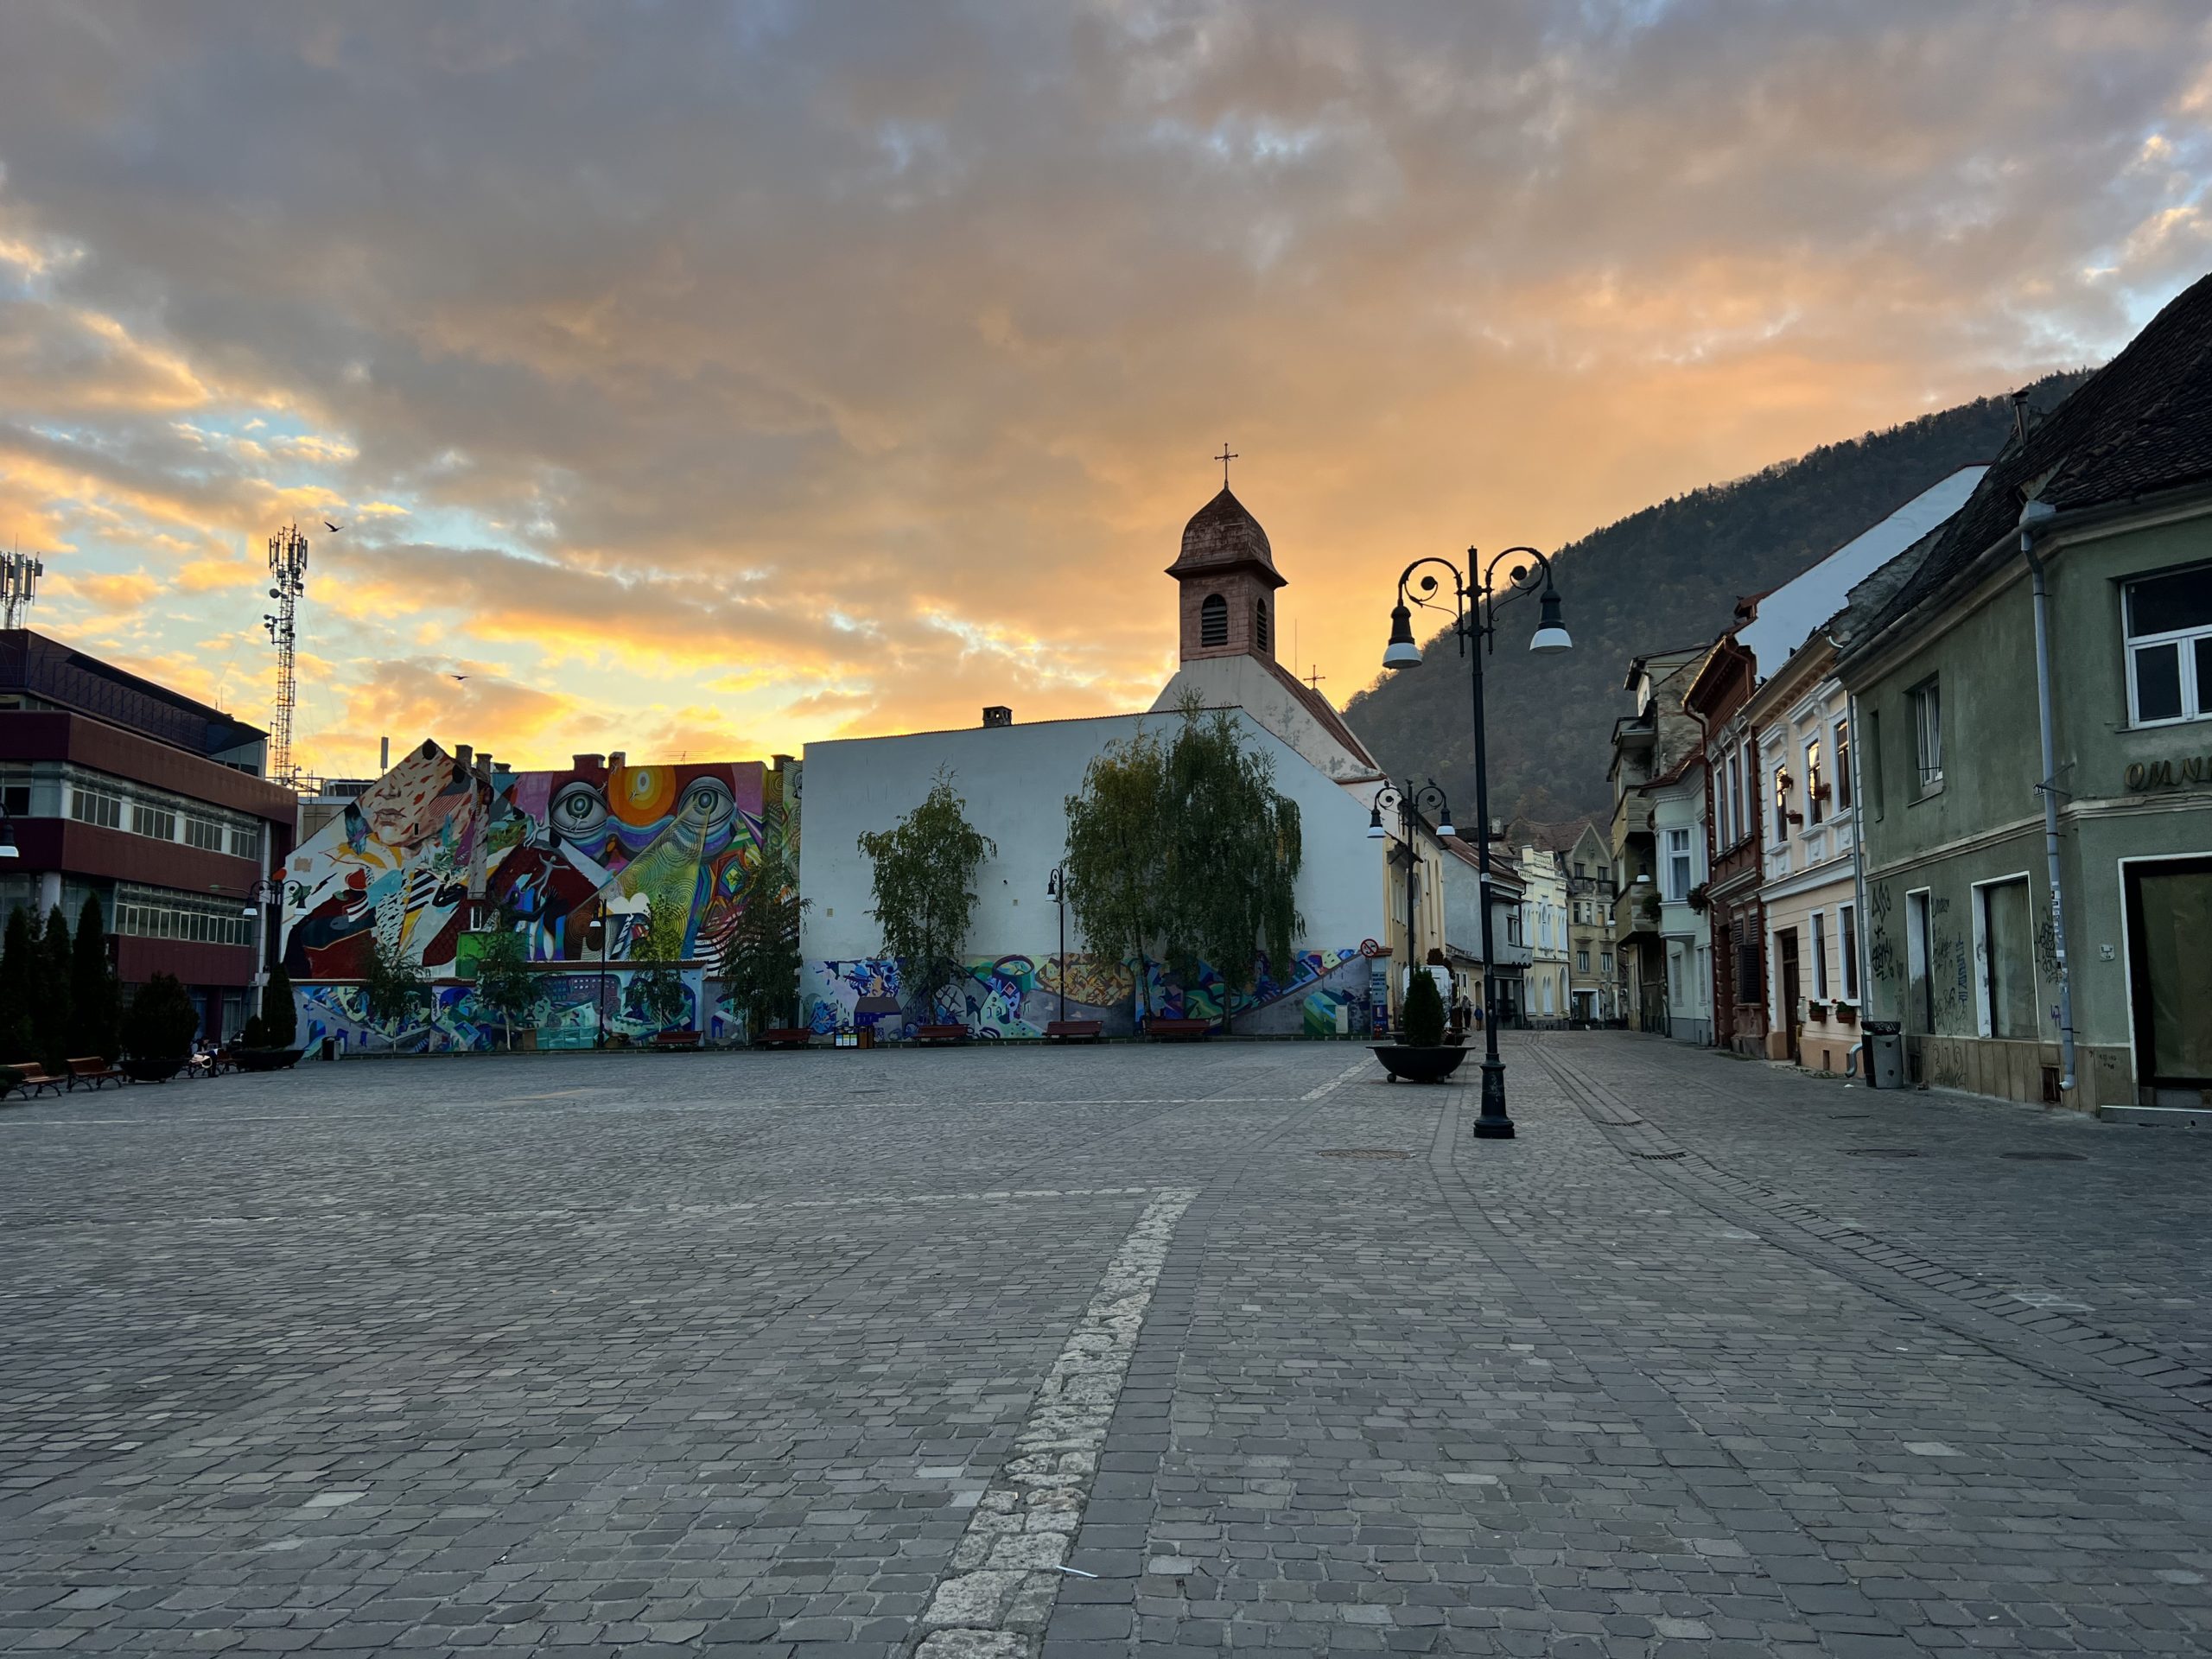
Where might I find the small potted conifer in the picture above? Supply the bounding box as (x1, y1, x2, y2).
(1371, 969, 1470, 1084)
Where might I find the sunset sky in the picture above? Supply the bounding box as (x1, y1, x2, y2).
(3, 2, 2209, 779)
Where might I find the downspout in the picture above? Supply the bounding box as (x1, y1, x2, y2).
(1684, 697, 1717, 1047)
(2018, 499, 2076, 1095)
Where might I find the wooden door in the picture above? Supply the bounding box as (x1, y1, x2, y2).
(1777, 928, 1802, 1064)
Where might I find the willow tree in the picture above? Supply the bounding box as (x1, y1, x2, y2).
(859, 772, 995, 1024)
(1063, 703, 1302, 1030)
(1160, 709, 1302, 1030)
(1061, 728, 1170, 1024)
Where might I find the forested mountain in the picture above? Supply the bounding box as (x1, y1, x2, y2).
(1342, 371, 2094, 831)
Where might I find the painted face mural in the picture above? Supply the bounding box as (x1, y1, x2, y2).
(283, 745, 777, 983)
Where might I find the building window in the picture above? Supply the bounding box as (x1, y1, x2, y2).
(0, 773, 29, 817)
(113, 881, 255, 949)
(1866, 709, 1884, 818)
(1833, 718, 1853, 810)
(131, 802, 177, 842)
(1770, 766, 1789, 843)
(1252, 599, 1269, 652)
(1840, 903, 1859, 1000)
(1980, 878, 2037, 1040)
(1910, 677, 1943, 792)
(1811, 912, 1828, 999)
(1803, 737, 1824, 826)
(1726, 750, 1745, 846)
(1577, 948, 1590, 973)
(73, 785, 124, 830)
(1664, 828, 1693, 901)
(228, 823, 261, 860)
(185, 816, 225, 852)
(1199, 593, 1229, 647)
(2124, 562, 2212, 725)
(1601, 950, 1614, 976)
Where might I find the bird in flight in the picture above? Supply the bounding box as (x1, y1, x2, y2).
(323, 521, 346, 534)
(449, 674, 470, 682)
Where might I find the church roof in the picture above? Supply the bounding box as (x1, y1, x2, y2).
(1259, 655, 1382, 774)
(1166, 486, 1286, 588)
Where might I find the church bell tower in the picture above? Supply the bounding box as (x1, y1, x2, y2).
(1167, 486, 1287, 664)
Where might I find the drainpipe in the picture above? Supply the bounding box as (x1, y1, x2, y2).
(1842, 686, 1872, 1084)
(2018, 499, 2075, 1096)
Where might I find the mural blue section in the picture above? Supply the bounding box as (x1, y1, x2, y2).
(802, 947, 1367, 1039)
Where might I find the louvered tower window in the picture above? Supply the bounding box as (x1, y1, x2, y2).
(1200, 593, 1229, 647)
(1253, 599, 1269, 652)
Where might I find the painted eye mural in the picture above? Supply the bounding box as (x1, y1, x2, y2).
(550, 780, 610, 846)
(677, 774, 736, 836)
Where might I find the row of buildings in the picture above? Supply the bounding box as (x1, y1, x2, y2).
(1605, 274, 2212, 1115)
(3, 477, 1566, 1049)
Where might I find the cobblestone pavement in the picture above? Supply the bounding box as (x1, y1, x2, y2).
(1, 1033, 2208, 1657)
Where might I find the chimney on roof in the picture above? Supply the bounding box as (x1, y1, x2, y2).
(982, 706, 1013, 728)
(379, 736, 389, 772)
(608, 751, 626, 769)
(454, 744, 473, 771)
(573, 753, 603, 772)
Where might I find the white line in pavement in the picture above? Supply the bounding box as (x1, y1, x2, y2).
(1300, 1057, 1374, 1101)
(918, 1185, 1198, 1659)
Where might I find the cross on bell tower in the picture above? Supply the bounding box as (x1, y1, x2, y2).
(1215, 443, 1237, 486)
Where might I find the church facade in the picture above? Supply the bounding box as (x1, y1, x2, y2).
(798, 485, 1418, 1039)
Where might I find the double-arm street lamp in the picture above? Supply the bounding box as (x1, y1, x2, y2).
(1382, 545, 1573, 1140)
(1367, 779, 1453, 1025)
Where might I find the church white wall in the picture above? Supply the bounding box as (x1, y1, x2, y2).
(1153, 657, 1376, 783)
(798, 708, 1387, 1036)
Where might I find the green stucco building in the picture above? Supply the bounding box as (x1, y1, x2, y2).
(1836, 276, 2212, 1114)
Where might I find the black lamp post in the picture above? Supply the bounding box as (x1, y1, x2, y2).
(1046, 865, 1068, 1022)
(1367, 779, 1454, 1030)
(1382, 545, 1572, 1139)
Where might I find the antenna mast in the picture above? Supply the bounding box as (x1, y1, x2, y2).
(263, 524, 310, 787)
(1, 547, 43, 630)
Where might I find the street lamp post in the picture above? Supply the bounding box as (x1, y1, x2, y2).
(1367, 779, 1455, 1031)
(1381, 544, 1572, 1139)
(1046, 866, 1068, 1023)
(592, 897, 610, 1049)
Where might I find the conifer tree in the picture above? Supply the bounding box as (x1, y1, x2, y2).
(35, 904, 73, 1071)
(69, 893, 121, 1060)
(0, 906, 36, 1059)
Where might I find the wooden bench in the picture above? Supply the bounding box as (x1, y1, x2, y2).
(652, 1029, 704, 1050)
(912, 1023, 968, 1046)
(753, 1027, 813, 1049)
(3, 1061, 65, 1098)
(1144, 1017, 1212, 1041)
(65, 1056, 126, 1090)
(1044, 1019, 1103, 1043)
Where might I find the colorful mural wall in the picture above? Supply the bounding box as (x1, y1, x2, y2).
(283, 741, 793, 1050)
(802, 946, 1368, 1040)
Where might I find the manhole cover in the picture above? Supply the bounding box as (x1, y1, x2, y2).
(1828, 1113, 1870, 1120)
(2000, 1151, 2086, 1161)
(1846, 1147, 1921, 1158)
(1317, 1148, 1413, 1160)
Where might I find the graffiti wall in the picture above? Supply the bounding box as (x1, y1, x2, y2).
(294, 970, 736, 1053)
(283, 741, 793, 1049)
(801, 946, 1368, 1039)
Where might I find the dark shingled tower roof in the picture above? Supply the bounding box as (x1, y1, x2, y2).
(1166, 487, 1287, 588)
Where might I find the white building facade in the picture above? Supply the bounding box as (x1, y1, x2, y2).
(798, 485, 1402, 1039)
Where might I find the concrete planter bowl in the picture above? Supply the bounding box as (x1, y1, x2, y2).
(119, 1056, 187, 1084)
(1370, 1044, 1469, 1084)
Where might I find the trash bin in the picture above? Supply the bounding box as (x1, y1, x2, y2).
(1863, 1020, 1904, 1090)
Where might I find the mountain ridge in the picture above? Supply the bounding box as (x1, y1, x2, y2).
(1340, 370, 2096, 827)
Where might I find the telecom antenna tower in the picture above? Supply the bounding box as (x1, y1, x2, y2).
(1, 546, 43, 629)
(263, 523, 310, 787)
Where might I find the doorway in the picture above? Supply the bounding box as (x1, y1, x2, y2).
(1777, 928, 1802, 1063)
(1904, 888, 1934, 1033)
(2125, 855, 2212, 1098)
